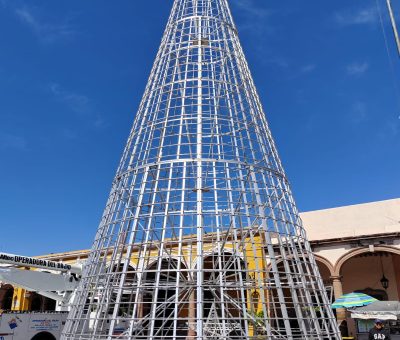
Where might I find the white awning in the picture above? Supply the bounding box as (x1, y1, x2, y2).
(350, 301, 400, 320)
(351, 313, 397, 320)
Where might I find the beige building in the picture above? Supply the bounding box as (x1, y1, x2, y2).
(0, 197, 399, 338)
(303, 198, 400, 337)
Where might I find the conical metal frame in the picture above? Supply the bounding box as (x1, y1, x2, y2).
(62, 0, 340, 339)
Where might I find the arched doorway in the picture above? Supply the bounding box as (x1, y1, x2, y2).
(337, 250, 400, 301)
(268, 260, 302, 337)
(31, 331, 56, 340)
(79, 262, 136, 330)
(29, 293, 56, 312)
(0, 284, 14, 310)
(267, 255, 335, 339)
(30, 293, 43, 311)
(335, 247, 400, 337)
(202, 251, 248, 338)
(139, 258, 188, 338)
(315, 258, 334, 303)
(106, 263, 136, 317)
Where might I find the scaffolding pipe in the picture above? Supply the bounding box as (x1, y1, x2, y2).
(61, 1, 342, 339)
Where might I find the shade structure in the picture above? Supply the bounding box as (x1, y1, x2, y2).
(332, 293, 377, 309)
(61, 0, 341, 339)
(351, 301, 400, 320)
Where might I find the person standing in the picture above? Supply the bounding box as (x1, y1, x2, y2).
(369, 319, 391, 340)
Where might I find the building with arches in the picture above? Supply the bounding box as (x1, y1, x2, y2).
(303, 197, 400, 337)
(1, 197, 399, 337)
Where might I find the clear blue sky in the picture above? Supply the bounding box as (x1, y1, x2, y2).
(0, 0, 399, 255)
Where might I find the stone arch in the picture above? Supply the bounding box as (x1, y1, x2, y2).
(333, 246, 400, 277)
(265, 254, 334, 275)
(332, 246, 400, 335)
(106, 260, 136, 272)
(314, 255, 334, 276)
(144, 254, 187, 272)
(314, 255, 335, 303)
(193, 247, 244, 269)
(106, 262, 137, 317)
(139, 257, 189, 338)
(201, 250, 248, 338)
(265, 252, 335, 336)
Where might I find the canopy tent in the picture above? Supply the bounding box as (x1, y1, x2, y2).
(351, 301, 400, 320)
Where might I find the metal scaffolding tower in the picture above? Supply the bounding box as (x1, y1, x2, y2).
(62, 0, 340, 339)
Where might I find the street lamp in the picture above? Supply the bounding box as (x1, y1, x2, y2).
(381, 274, 389, 290)
(380, 254, 389, 290)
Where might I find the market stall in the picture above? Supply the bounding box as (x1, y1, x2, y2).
(351, 301, 400, 339)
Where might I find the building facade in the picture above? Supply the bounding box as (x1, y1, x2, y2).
(1, 197, 399, 337)
(303, 198, 400, 337)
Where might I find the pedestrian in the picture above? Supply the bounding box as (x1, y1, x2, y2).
(339, 320, 349, 337)
(369, 319, 391, 340)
